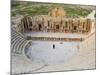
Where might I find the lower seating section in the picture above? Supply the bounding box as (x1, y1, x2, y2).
(11, 29, 31, 55)
(11, 29, 45, 74)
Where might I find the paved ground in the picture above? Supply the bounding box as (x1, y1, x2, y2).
(26, 41, 79, 65)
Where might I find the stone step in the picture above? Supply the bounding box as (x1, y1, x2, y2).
(11, 32, 21, 39)
(13, 38, 25, 52)
(11, 30, 19, 35)
(11, 29, 31, 55)
(11, 38, 24, 52)
(16, 40, 26, 54)
(11, 33, 18, 37)
(11, 36, 22, 44)
(17, 40, 28, 54)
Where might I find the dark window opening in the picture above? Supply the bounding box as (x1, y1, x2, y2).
(74, 26, 77, 30)
(39, 24, 42, 31)
(65, 22, 68, 27)
(29, 28, 32, 31)
(56, 25, 59, 29)
(48, 21, 50, 27)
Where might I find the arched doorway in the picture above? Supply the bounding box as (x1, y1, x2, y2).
(56, 25, 59, 29)
(55, 25, 60, 32)
(38, 24, 42, 31)
(74, 26, 77, 30)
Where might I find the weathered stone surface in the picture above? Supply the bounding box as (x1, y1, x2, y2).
(17, 7, 92, 34)
(48, 7, 66, 17)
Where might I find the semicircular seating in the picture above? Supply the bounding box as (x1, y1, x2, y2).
(11, 29, 31, 55)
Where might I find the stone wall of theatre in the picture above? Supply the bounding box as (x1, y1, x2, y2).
(17, 15, 92, 34)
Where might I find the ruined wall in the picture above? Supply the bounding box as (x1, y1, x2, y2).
(17, 15, 92, 34)
(48, 7, 66, 17)
(16, 6, 92, 34)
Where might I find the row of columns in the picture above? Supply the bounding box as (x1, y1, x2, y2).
(17, 16, 92, 34)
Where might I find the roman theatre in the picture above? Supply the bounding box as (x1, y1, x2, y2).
(11, 7, 96, 74)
